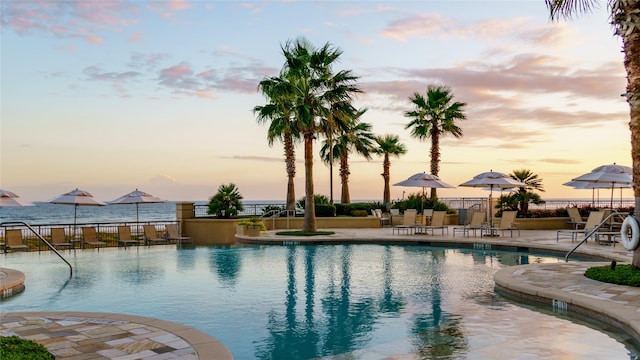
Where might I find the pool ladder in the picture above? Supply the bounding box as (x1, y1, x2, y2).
(1, 221, 73, 277)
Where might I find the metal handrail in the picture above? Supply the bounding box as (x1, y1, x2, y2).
(565, 210, 630, 262)
(1, 221, 73, 277)
(262, 209, 295, 230)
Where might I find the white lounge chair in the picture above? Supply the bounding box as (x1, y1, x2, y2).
(416, 211, 448, 235)
(392, 209, 417, 235)
(452, 211, 485, 237)
(482, 211, 519, 237)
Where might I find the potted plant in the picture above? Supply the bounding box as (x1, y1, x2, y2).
(237, 217, 267, 236)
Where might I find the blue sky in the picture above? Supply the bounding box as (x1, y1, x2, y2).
(1, 0, 632, 202)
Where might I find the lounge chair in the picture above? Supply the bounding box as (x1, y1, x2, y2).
(422, 209, 434, 226)
(452, 211, 485, 237)
(566, 207, 586, 229)
(50, 227, 73, 250)
(416, 211, 448, 235)
(373, 209, 391, 227)
(81, 227, 106, 249)
(165, 224, 192, 245)
(117, 225, 142, 247)
(482, 211, 519, 237)
(143, 225, 168, 245)
(557, 211, 605, 242)
(5, 229, 29, 252)
(392, 209, 417, 235)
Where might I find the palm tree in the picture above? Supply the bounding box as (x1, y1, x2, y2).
(405, 84, 466, 199)
(254, 73, 300, 213)
(374, 134, 407, 209)
(280, 37, 361, 232)
(508, 169, 546, 215)
(545, 0, 639, 266)
(320, 107, 376, 203)
(207, 183, 244, 219)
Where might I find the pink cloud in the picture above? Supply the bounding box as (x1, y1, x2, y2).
(128, 32, 143, 44)
(169, 0, 192, 10)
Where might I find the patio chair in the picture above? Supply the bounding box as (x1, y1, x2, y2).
(482, 211, 519, 237)
(117, 225, 142, 247)
(50, 227, 73, 250)
(81, 227, 106, 249)
(557, 211, 605, 242)
(392, 209, 417, 235)
(422, 209, 434, 226)
(416, 211, 448, 235)
(373, 209, 391, 227)
(143, 225, 168, 245)
(452, 211, 485, 237)
(567, 207, 586, 229)
(165, 224, 192, 245)
(5, 229, 28, 252)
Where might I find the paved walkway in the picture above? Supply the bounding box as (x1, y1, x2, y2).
(2, 227, 639, 358)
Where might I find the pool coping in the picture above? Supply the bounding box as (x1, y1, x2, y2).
(0, 311, 233, 359)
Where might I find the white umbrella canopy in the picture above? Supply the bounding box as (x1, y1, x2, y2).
(393, 172, 456, 189)
(0, 190, 34, 207)
(563, 180, 631, 207)
(459, 171, 526, 220)
(393, 172, 456, 212)
(570, 163, 633, 207)
(48, 188, 107, 237)
(109, 189, 165, 224)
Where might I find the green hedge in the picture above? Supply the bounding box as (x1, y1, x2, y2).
(585, 264, 640, 287)
(0, 336, 54, 360)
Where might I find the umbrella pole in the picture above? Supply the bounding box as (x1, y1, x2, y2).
(73, 204, 78, 243)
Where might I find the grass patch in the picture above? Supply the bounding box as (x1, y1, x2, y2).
(584, 263, 640, 287)
(0, 336, 54, 359)
(275, 231, 335, 236)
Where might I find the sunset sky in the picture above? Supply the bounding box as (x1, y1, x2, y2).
(1, 1, 633, 203)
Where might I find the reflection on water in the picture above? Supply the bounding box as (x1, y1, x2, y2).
(1, 245, 638, 360)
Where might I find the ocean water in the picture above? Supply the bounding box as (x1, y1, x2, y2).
(0, 201, 282, 226)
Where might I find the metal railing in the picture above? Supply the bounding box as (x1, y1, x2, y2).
(1, 221, 73, 277)
(565, 210, 630, 261)
(262, 209, 296, 230)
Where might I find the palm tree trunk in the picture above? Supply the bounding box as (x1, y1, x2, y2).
(382, 154, 391, 209)
(303, 134, 317, 232)
(284, 133, 296, 212)
(623, 20, 640, 267)
(430, 131, 440, 199)
(340, 154, 350, 204)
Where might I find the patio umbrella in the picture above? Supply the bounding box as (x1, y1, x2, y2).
(563, 180, 632, 207)
(570, 163, 633, 208)
(393, 172, 456, 212)
(109, 189, 165, 224)
(48, 188, 106, 237)
(459, 171, 526, 221)
(0, 190, 34, 207)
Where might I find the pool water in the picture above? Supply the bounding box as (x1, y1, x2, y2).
(1, 244, 638, 359)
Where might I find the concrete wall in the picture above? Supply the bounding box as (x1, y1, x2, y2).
(176, 203, 573, 245)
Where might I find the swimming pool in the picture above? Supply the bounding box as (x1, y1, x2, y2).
(1, 244, 638, 359)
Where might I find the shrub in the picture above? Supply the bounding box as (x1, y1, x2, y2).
(585, 264, 640, 287)
(315, 203, 336, 217)
(351, 209, 369, 217)
(0, 336, 54, 360)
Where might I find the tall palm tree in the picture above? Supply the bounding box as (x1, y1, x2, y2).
(320, 107, 376, 203)
(319, 100, 355, 204)
(374, 134, 407, 209)
(545, 0, 640, 266)
(405, 84, 467, 199)
(254, 73, 300, 213)
(280, 38, 361, 232)
(509, 169, 546, 215)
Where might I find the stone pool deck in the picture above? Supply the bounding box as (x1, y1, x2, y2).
(2, 227, 639, 358)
